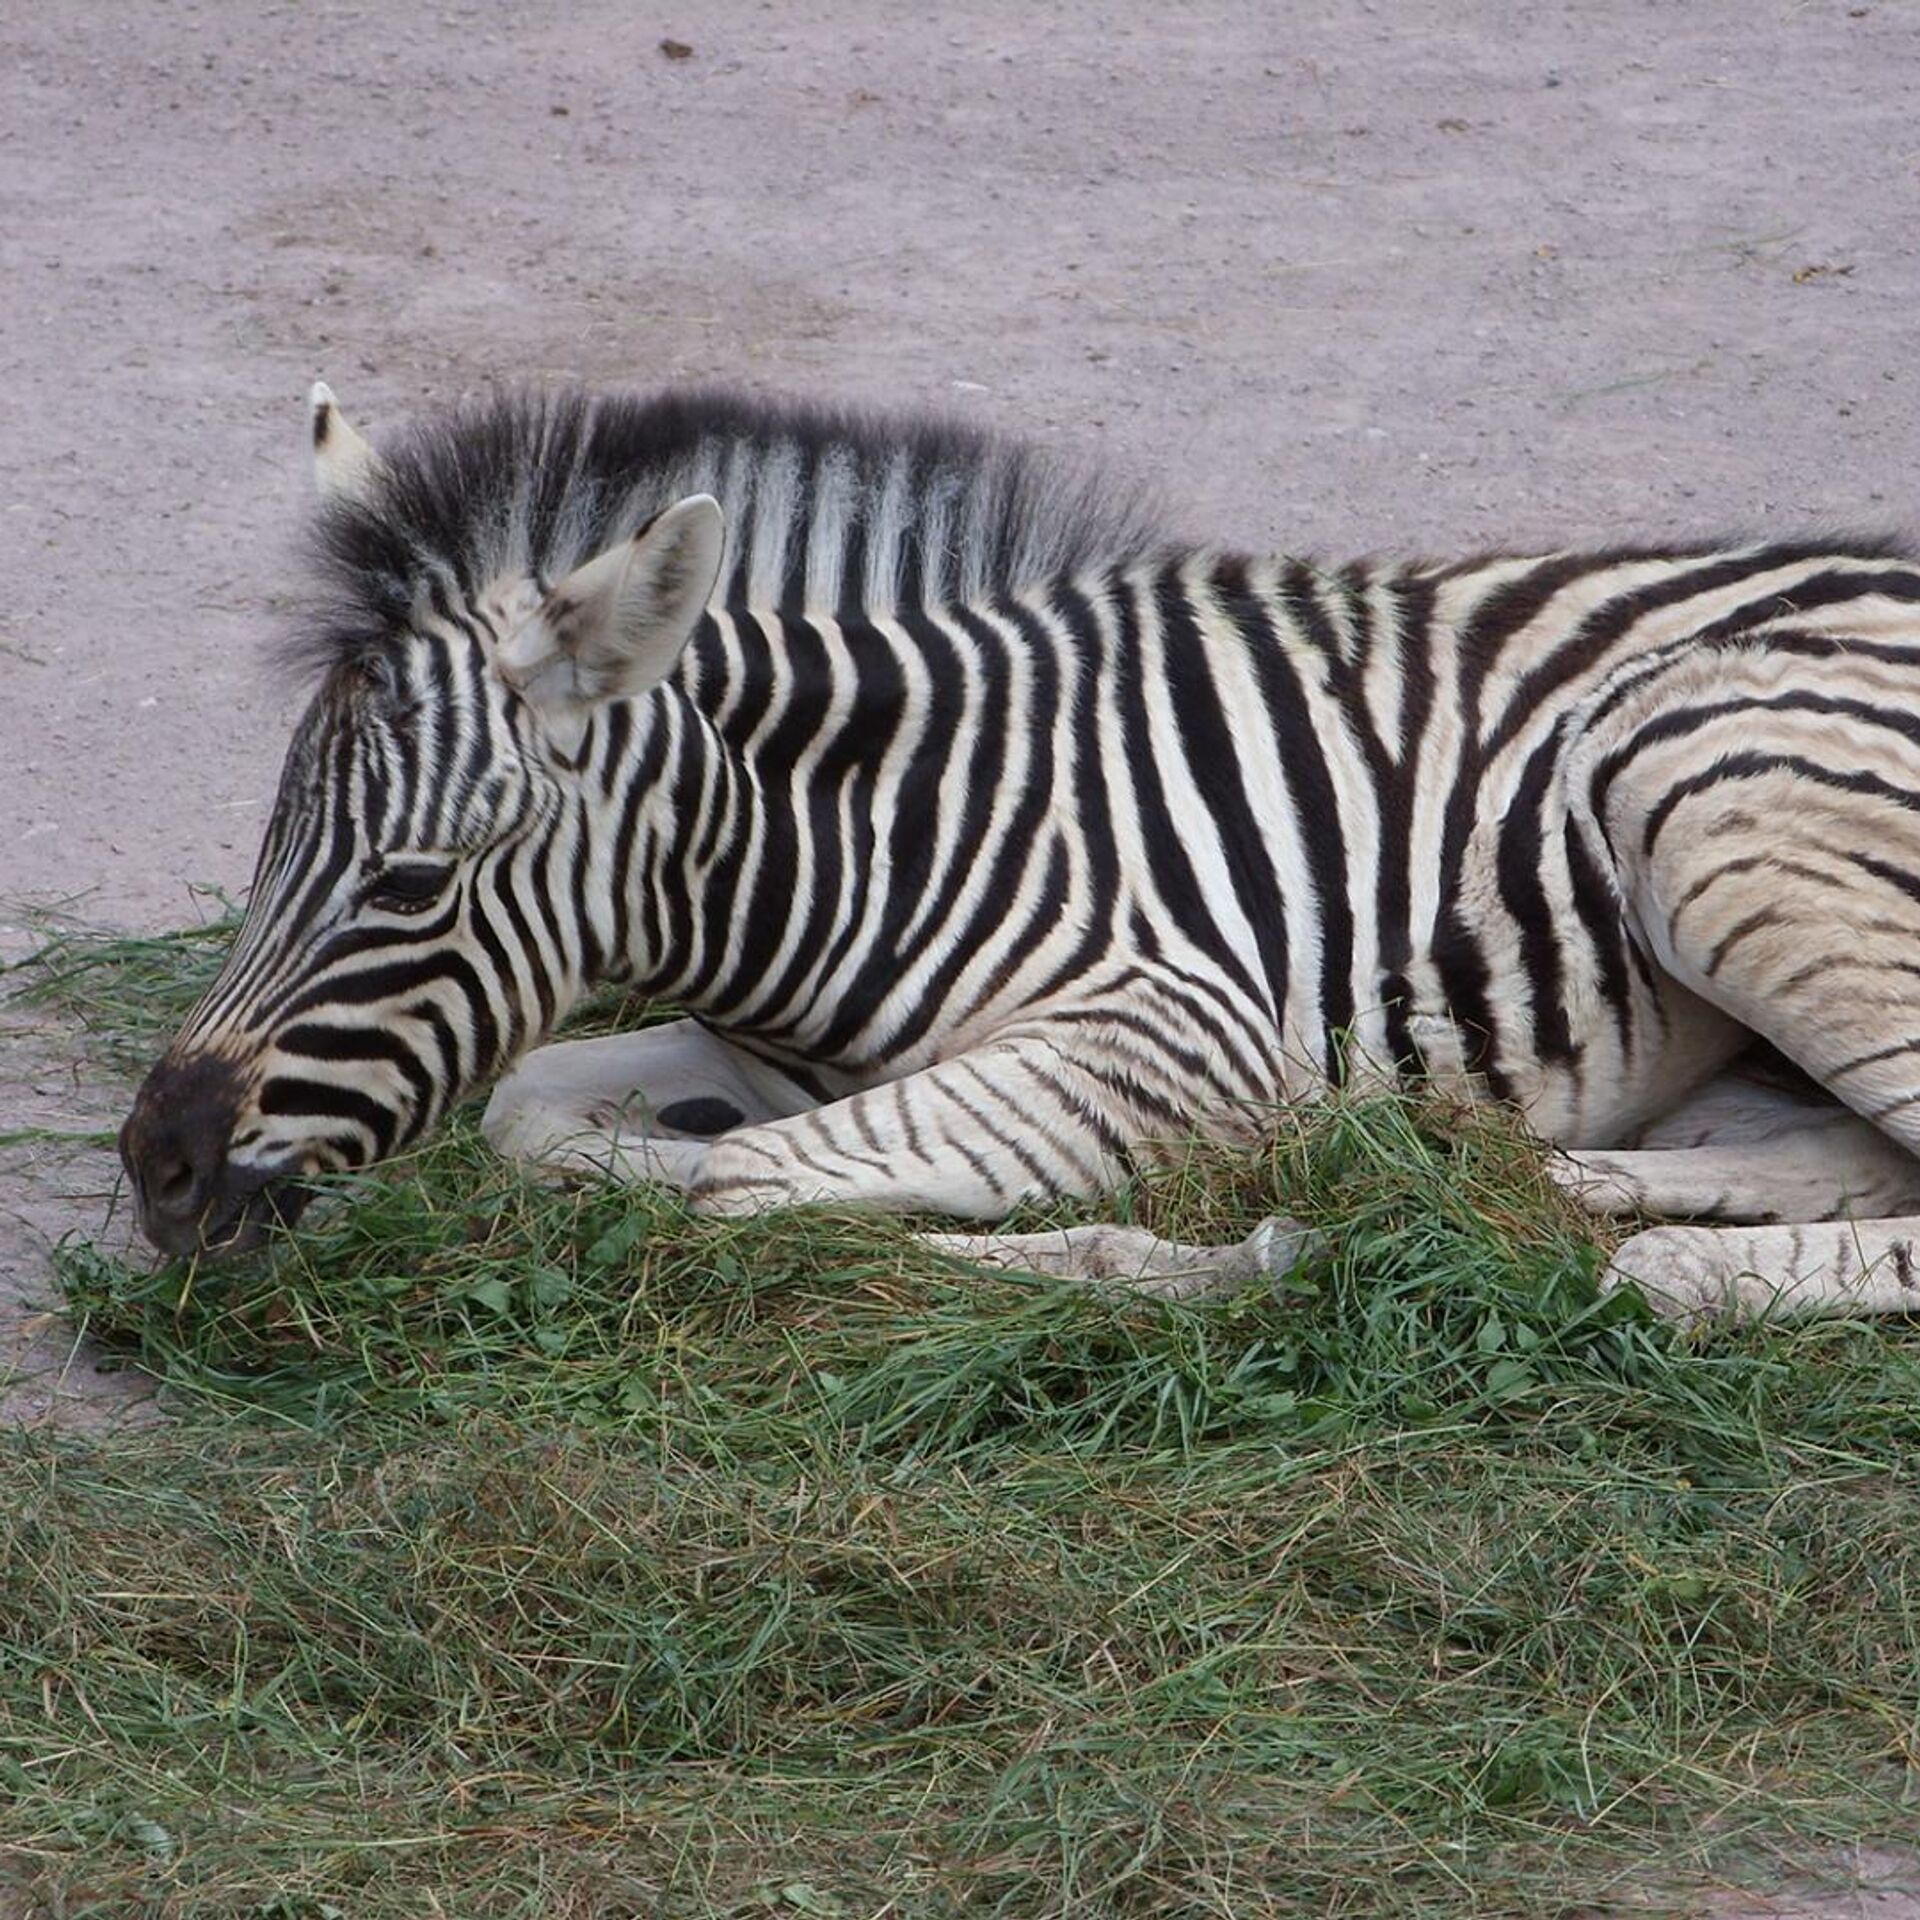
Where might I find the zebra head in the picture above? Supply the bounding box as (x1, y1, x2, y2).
(119, 386, 724, 1257)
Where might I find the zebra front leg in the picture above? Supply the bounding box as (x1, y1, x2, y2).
(690, 1034, 1321, 1297)
(689, 1033, 1177, 1217)
(482, 1018, 824, 1192)
(920, 1216, 1324, 1301)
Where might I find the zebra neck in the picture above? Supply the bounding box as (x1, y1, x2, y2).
(590, 614, 903, 1030)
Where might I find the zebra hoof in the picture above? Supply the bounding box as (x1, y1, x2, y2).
(1241, 1215, 1326, 1286)
(1600, 1225, 1780, 1324)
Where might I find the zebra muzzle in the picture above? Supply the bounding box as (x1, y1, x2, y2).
(118, 1053, 311, 1259)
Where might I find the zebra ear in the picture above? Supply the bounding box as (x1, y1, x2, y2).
(309, 382, 383, 504)
(501, 495, 726, 710)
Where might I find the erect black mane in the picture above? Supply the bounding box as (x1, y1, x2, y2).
(286, 386, 1173, 681)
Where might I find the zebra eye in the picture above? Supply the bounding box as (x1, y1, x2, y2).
(364, 861, 451, 915)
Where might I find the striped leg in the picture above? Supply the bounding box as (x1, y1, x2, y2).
(690, 1033, 1139, 1216)
(689, 1030, 1323, 1295)
(488, 1023, 1318, 1297)
(489, 1027, 1133, 1216)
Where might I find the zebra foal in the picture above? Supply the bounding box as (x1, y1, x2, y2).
(117, 384, 1920, 1320)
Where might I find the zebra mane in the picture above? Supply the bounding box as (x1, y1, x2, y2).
(291, 386, 1171, 676)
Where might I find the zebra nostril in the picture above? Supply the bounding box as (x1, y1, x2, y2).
(150, 1153, 202, 1216)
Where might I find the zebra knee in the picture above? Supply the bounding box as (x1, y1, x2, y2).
(481, 1083, 708, 1190)
(480, 1082, 562, 1161)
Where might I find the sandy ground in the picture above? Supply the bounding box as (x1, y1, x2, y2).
(1, 1, 1918, 1901)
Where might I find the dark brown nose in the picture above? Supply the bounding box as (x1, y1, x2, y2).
(119, 1053, 250, 1256)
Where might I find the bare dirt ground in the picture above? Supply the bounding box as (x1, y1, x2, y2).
(2, 0, 1918, 1904)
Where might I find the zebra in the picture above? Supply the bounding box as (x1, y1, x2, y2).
(115, 381, 1920, 1320)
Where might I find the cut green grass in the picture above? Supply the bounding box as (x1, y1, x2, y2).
(4, 891, 240, 1070)
(4, 916, 1920, 1915)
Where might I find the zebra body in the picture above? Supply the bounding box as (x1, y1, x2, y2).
(119, 386, 1920, 1317)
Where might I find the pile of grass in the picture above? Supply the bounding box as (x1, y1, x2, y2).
(3, 919, 1919, 1916)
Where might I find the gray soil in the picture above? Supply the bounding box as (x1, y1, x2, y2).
(2, 1, 1917, 1905)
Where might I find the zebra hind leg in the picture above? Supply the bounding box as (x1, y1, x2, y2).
(1554, 1075, 1920, 1321)
(1594, 718, 1920, 1320)
(1553, 1066, 1920, 1224)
